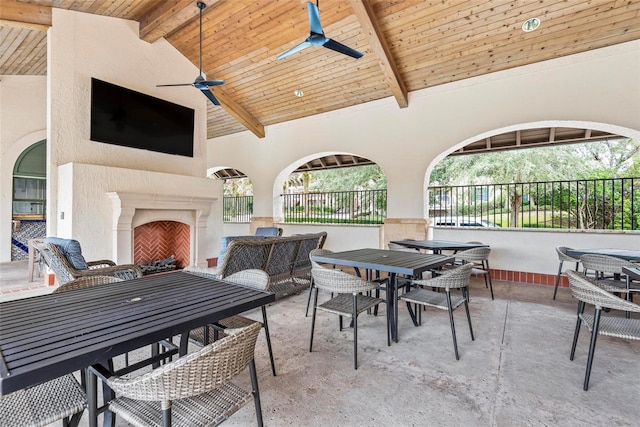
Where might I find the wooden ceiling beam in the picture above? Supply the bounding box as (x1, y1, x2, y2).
(0, 0, 51, 31)
(137, 0, 222, 44)
(209, 87, 265, 139)
(349, 0, 408, 108)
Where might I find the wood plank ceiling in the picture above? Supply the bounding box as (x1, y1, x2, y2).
(2, 0, 639, 145)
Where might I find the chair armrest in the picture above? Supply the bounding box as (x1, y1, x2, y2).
(183, 265, 222, 280)
(74, 264, 143, 280)
(87, 260, 117, 268)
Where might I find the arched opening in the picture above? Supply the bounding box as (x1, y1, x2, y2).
(277, 154, 387, 224)
(425, 122, 639, 231)
(208, 167, 254, 223)
(11, 140, 46, 261)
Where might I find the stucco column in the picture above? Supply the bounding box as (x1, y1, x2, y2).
(380, 218, 428, 249)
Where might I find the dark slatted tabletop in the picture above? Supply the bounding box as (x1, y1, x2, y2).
(312, 248, 453, 276)
(390, 240, 488, 253)
(0, 271, 274, 395)
(566, 248, 640, 262)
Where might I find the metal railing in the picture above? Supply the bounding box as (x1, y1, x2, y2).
(280, 189, 387, 224)
(223, 196, 253, 223)
(428, 177, 639, 230)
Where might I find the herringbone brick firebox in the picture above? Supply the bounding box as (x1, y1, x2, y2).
(133, 221, 190, 269)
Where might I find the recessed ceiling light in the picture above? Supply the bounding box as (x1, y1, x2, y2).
(294, 89, 304, 97)
(522, 17, 541, 32)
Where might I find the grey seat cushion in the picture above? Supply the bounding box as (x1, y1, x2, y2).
(255, 227, 282, 237)
(43, 237, 89, 270)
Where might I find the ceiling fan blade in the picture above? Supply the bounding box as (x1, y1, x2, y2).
(307, 2, 323, 35)
(200, 87, 221, 106)
(277, 41, 312, 60)
(156, 83, 193, 87)
(323, 38, 364, 59)
(200, 79, 225, 87)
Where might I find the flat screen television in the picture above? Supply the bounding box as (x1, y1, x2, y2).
(90, 78, 195, 157)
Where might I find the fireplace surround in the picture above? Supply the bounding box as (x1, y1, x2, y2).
(107, 192, 217, 267)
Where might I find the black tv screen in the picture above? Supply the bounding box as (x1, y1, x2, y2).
(90, 78, 195, 157)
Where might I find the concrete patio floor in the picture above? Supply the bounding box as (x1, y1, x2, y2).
(1, 260, 639, 426)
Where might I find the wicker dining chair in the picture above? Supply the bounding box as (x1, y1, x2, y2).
(566, 270, 640, 391)
(188, 269, 277, 376)
(579, 254, 639, 299)
(92, 322, 263, 427)
(305, 248, 336, 317)
(455, 246, 493, 300)
(553, 246, 581, 300)
(309, 262, 386, 369)
(0, 374, 87, 427)
(401, 263, 474, 360)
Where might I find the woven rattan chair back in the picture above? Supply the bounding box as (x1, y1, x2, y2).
(220, 239, 271, 278)
(557, 246, 580, 263)
(415, 262, 474, 291)
(108, 322, 261, 402)
(456, 247, 490, 263)
(387, 242, 419, 252)
(566, 270, 640, 391)
(224, 269, 270, 291)
(53, 275, 123, 293)
(567, 270, 640, 313)
(312, 263, 380, 294)
(579, 254, 634, 276)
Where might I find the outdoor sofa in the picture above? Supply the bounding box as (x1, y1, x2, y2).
(184, 232, 327, 299)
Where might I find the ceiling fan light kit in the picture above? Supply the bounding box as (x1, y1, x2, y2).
(157, 1, 224, 106)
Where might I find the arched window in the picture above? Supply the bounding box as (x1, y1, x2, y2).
(13, 140, 46, 219)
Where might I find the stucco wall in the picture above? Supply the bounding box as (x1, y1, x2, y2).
(45, 9, 221, 260)
(58, 163, 221, 264)
(0, 76, 47, 261)
(208, 40, 640, 220)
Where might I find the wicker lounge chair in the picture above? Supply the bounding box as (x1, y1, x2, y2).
(553, 246, 581, 300)
(35, 238, 141, 285)
(188, 269, 277, 376)
(92, 322, 263, 427)
(401, 263, 474, 360)
(567, 270, 640, 390)
(309, 262, 385, 369)
(0, 374, 86, 427)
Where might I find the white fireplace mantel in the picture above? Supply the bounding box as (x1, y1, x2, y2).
(107, 192, 217, 266)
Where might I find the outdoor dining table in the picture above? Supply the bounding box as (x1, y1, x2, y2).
(0, 271, 275, 427)
(311, 248, 453, 343)
(566, 248, 640, 262)
(390, 239, 488, 254)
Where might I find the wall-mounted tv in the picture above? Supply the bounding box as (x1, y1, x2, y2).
(90, 78, 195, 157)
